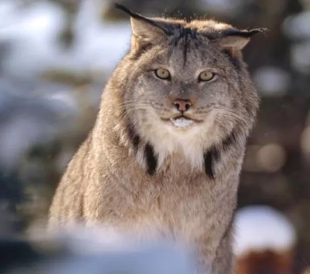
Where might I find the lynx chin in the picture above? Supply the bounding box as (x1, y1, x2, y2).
(49, 4, 263, 274)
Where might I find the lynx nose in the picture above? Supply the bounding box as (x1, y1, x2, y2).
(173, 99, 192, 113)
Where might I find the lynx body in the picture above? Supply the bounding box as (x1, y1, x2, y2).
(49, 6, 261, 274)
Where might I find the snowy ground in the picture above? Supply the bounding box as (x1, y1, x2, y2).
(234, 205, 296, 257)
(1, 227, 197, 274)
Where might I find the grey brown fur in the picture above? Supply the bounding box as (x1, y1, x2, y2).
(49, 5, 261, 274)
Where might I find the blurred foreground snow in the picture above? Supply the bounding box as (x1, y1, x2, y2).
(1, 227, 197, 274)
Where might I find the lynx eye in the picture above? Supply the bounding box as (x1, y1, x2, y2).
(198, 71, 215, 82)
(155, 68, 171, 80)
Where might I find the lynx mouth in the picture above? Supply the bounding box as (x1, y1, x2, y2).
(161, 115, 202, 128)
(170, 117, 193, 128)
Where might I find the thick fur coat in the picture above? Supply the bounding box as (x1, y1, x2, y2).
(49, 6, 261, 274)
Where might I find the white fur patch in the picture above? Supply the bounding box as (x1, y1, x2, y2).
(139, 111, 217, 171)
(170, 117, 193, 128)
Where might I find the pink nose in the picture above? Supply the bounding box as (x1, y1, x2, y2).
(173, 99, 192, 112)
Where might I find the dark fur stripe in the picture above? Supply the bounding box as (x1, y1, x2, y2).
(204, 130, 238, 179)
(222, 49, 240, 70)
(127, 124, 140, 152)
(182, 32, 189, 66)
(222, 130, 238, 151)
(144, 143, 158, 175)
(203, 146, 220, 179)
(131, 43, 154, 60)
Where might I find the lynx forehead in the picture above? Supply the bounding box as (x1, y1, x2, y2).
(115, 4, 261, 174)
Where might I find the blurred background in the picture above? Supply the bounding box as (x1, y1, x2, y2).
(0, 0, 309, 273)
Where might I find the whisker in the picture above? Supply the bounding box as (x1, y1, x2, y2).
(113, 106, 149, 130)
(212, 108, 249, 126)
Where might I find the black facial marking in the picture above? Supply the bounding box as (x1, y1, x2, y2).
(203, 146, 220, 179)
(144, 143, 158, 175)
(182, 30, 190, 66)
(171, 26, 197, 66)
(172, 27, 183, 46)
(127, 124, 140, 152)
(222, 130, 238, 151)
(203, 130, 241, 179)
(131, 43, 154, 60)
(222, 49, 240, 70)
(180, 27, 197, 66)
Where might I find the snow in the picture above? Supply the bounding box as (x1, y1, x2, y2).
(0, 0, 131, 78)
(291, 41, 310, 73)
(73, 0, 131, 74)
(253, 66, 290, 96)
(0, 0, 66, 78)
(29, 226, 198, 274)
(282, 10, 310, 73)
(0, 0, 128, 172)
(234, 205, 296, 257)
(283, 12, 310, 40)
(44, 246, 196, 274)
(0, 85, 78, 171)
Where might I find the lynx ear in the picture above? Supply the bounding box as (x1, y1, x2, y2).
(130, 17, 168, 42)
(215, 28, 266, 56)
(115, 3, 171, 44)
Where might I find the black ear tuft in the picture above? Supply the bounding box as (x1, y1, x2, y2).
(222, 28, 268, 38)
(115, 3, 171, 36)
(249, 28, 268, 35)
(241, 28, 268, 37)
(214, 27, 267, 52)
(115, 3, 138, 18)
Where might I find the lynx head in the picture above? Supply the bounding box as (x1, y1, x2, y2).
(111, 5, 262, 174)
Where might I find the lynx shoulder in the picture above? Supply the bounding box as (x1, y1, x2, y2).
(49, 5, 263, 274)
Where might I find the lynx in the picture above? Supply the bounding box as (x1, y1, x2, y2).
(49, 4, 263, 274)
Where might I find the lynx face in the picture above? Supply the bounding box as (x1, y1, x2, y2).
(126, 37, 240, 135)
(116, 7, 261, 171)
